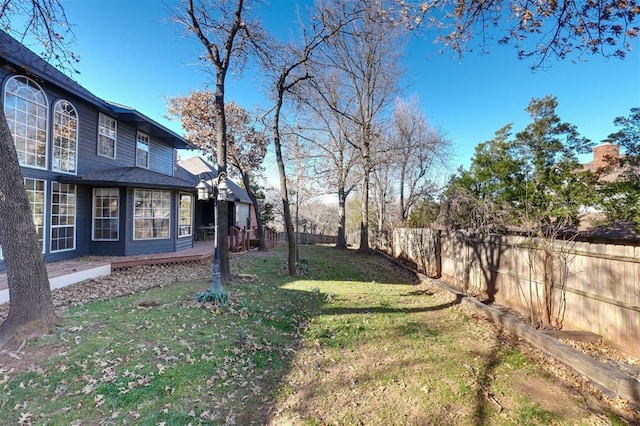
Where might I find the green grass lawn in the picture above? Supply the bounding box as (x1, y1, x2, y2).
(0, 245, 631, 425)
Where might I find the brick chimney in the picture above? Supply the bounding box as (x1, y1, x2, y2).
(591, 142, 620, 171)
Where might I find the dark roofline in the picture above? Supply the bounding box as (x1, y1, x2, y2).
(0, 30, 190, 150)
(59, 178, 194, 191)
(57, 167, 196, 191)
(178, 157, 253, 204)
(106, 102, 190, 149)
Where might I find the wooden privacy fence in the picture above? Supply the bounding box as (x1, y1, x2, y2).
(390, 228, 640, 357)
(279, 232, 338, 245)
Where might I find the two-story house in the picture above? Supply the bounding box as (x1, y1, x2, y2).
(0, 30, 200, 269)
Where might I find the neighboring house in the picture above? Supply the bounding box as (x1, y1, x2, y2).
(178, 156, 254, 231)
(582, 141, 625, 182)
(0, 30, 199, 270)
(577, 141, 640, 240)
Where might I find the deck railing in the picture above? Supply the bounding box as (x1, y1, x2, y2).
(229, 226, 250, 252)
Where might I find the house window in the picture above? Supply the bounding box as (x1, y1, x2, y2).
(0, 179, 46, 258)
(178, 193, 192, 237)
(136, 131, 149, 168)
(25, 178, 46, 252)
(133, 189, 170, 240)
(93, 188, 119, 241)
(3, 75, 48, 169)
(53, 100, 78, 173)
(98, 113, 117, 158)
(51, 182, 76, 252)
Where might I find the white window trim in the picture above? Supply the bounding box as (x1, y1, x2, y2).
(178, 192, 193, 238)
(52, 99, 79, 175)
(3, 75, 49, 170)
(136, 131, 150, 169)
(0, 178, 47, 259)
(25, 178, 47, 254)
(133, 189, 171, 240)
(50, 182, 76, 253)
(92, 188, 120, 241)
(97, 113, 117, 159)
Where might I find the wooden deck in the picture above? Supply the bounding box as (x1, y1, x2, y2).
(110, 241, 214, 269)
(0, 242, 215, 293)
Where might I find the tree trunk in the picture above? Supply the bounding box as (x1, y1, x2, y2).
(335, 187, 347, 249)
(277, 147, 297, 275)
(272, 93, 297, 276)
(358, 173, 370, 252)
(358, 143, 371, 253)
(218, 198, 230, 281)
(0, 117, 57, 346)
(400, 164, 407, 225)
(214, 74, 230, 282)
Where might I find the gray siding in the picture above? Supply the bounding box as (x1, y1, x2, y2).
(176, 236, 193, 251)
(115, 124, 136, 168)
(122, 188, 179, 256)
(88, 187, 127, 256)
(0, 71, 94, 265)
(75, 107, 109, 174)
(150, 140, 174, 176)
(1, 62, 193, 267)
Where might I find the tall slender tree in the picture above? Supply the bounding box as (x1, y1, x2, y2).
(315, 0, 404, 252)
(249, 2, 354, 275)
(297, 68, 360, 249)
(174, 0, 260, 281)
(389, 97, 451, 226)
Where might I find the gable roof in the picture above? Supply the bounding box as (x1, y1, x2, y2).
(179, 156, 253, 204)
(0, 30, 189, 149)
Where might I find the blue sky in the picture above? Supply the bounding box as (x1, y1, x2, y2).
(55, 0, 640, 178)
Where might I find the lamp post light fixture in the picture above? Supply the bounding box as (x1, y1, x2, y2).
(196, 171, 229, 304)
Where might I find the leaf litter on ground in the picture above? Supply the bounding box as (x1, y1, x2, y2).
(0, 245, 637, 425)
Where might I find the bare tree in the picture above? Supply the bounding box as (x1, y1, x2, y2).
(0, 1, 79, 346)
(371, 133, 398, 232)
(369, 97, 451, 234)
(390, 96, 451, 225)
(249, 2, 354, 275)
(315, 0, 405, 252)
(287, 132, 318, 256)
(174, 0, 259, 281)
(167, 94, 269, 250)
(296, 68, 361, 249)
(302, 201, 339, 237)
(393, 0, 638, 69)
(252, 34, 311, 275)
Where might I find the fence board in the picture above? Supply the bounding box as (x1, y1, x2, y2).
(390, 228, 640, 356)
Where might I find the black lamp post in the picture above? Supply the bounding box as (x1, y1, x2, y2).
(196, 171, 228, 293)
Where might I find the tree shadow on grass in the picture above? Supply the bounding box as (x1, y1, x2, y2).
(319, 293, 464, 316)
(470, 328, 505, 425)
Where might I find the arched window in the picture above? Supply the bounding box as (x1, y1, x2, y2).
(53, 100, 78, 173)
(3, 76, 48, 168)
